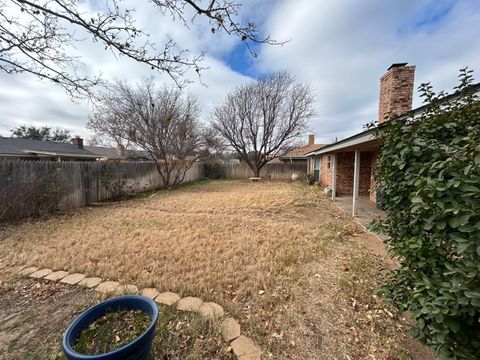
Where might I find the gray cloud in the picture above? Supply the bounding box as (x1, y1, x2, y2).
(0, 0, 479, 145)
(257, 0, 480, 143)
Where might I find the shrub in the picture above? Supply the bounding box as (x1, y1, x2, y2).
(372, 69, 480, 359)
(204, 161, 225, 180)
(100, 164, 131, 201)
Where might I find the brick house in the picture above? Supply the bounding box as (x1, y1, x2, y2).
(269, 134, 325, 165)
(305, 63, 480, 216)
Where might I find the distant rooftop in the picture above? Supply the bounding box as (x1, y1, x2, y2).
(0, 137, 97, 158)
(85, 146, 151, 160)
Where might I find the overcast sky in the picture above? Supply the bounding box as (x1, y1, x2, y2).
(1, 0, 479, 144)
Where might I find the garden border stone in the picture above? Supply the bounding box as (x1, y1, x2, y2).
(10, 264, 261, 359)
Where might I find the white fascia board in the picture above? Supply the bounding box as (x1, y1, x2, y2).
(306, 131, 376, 156)
(23, 149, 97, 158)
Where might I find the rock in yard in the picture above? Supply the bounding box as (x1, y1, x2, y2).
(78, 277, 103, 288)
(155, 292, 181, 306)
(198, 302, 225, 319)
(206, 302, 224, 317)
(29, 268, 52, 279)
(140, 288, 160, 300)
(116, 284, 139, 295)
(177, 296, 203, 312)
(60, 273, 85, 285)
(44, 271, 69, 281)
(198, 303, 215, 319)
(95, 281, 120, 294)
(222, 317, 241, 341)
(231, 335, 261, 360)
(20, 267, 38, 276)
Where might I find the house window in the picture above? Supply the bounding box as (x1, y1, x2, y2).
(326, 155, 332, 169)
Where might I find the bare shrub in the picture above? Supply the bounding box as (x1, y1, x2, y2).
(0, 166, 66, 222)
(89, 80, 207, 189)
(99, 164, 132, 201)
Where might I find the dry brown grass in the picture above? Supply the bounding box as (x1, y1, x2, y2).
(0, 181, 344, 299)
(0, 180, 433, 359)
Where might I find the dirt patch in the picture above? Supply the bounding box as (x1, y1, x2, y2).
(0, 272, 100, 360)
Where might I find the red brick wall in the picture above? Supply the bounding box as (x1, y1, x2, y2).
(379, 65, 415, 123)
(369, 150, 379, 203)
(359, 152, 373, 195)
(336, 152, 354, 195)
(319, 151, 373, 197)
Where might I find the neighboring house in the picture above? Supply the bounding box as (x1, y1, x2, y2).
(0, 136, 98, 161)
(306, 62, 480, 216)
(224, 158, 240, 164)
(269, 134, 325, 165)
(85, 145, 152, 162)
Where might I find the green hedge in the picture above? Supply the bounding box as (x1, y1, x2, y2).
(372, 69, 480, 359)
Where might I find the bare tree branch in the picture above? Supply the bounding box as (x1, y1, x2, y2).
(88, 79, 205, 189)
(0, 0, 282, 98)
(212, 71, 315, 177)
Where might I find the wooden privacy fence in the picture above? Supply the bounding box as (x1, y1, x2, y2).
(0, 160, 205, 211)
(223, 162, 307, 180)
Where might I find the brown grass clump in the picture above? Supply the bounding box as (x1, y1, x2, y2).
(0, 180, 433, 359)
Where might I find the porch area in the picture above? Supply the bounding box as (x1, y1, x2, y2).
(335, 195, 385, 229)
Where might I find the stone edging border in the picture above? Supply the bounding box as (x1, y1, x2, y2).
(9, 265, 262, 360)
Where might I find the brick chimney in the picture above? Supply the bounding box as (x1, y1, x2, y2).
(71, 136, 83, 149)
(308, 134, 315, 145)
(378, 63, 415, 123)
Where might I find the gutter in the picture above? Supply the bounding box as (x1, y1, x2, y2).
(23, 150, 98, 158)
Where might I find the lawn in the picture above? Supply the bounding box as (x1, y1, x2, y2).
(0, 180, 433, 359)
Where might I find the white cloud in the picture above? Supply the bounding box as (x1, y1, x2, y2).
(0, 0, 479, 145)
(257, 0, 480, 143)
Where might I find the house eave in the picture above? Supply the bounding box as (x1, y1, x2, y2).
(279, 156, 307, 160)
(23, 149, 98, 158)
(306, 82, 480, 157)
(306, 131, 377, 156)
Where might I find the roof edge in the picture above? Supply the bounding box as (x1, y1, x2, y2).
(307, 82, 480, 155)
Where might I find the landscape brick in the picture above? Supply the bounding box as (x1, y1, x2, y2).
(60, 273, 85, 285)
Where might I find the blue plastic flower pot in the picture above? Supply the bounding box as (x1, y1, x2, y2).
(62, 295, 158, 360)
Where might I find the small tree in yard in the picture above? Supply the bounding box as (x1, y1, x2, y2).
(212, 71, 315, 177)
(372, 69, 480, 359)
(89, 80, 204, 189)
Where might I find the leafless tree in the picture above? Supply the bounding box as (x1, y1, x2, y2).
(0, 0, 282, 98)
(89, 79, 204, 189)
(212, 71, 315, 177)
